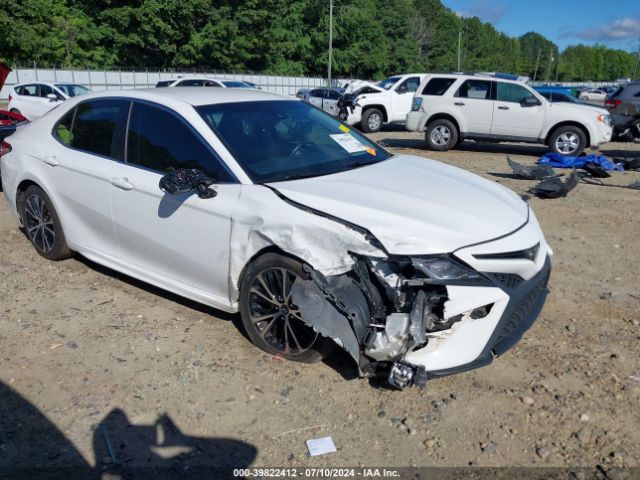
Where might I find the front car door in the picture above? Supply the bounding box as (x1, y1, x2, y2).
(308, 89, 324, 108)
(109, 101, 240, 306)
(323, 89, 341, 115)
(390, 77, 421, 121)
(36, 84, 63, 116)
(491, 82, 545, 139)
(452, 79, 494, 134)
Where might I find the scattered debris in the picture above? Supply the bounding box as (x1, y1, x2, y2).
(529, 171, 579, 198)
(600, 291, 618, 300)
(49, 343, 64, 350)
(537, 152, 624, 172)
(614, 157, 640, 171)
(582, 163, 610, 178)
(306, 436, 337, 456)
(520, 396, 535, 405)
(507, 156, 555, 179)
(628, 373, 640, 382)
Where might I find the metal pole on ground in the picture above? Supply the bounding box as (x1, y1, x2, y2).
(633, 38, 640, 80)
(327, 0, 333, 87)
(533, 49, 541, 84)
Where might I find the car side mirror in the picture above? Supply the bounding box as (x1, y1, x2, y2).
(522, 97, 540, 107)
(47, 93, 59, 101)
(159, 168, 217, 199)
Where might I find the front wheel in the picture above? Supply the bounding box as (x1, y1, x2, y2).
(425, 119, 458, 151)
(548, 126, 586, 157)
(239, 253, 324, 363)
(360, 108, 384, 133)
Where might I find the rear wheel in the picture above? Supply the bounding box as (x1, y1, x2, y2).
(10, 108, 21, 115)
(360, 108, 383, 133)
(549, 126, 586, 157)
(20, 185, 71, 260)
(425, 119, 458, 151)
(239, 253, 323, 363)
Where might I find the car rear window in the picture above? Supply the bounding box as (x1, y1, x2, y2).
(422, 78, 456, 96)
(70, 99, 129, 159)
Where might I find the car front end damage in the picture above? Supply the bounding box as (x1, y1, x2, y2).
(287, 210, 551, 389)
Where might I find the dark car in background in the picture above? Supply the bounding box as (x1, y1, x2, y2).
(606, 81, 640, 116)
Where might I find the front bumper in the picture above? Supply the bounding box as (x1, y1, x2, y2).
(427, 255, 550, 377)
(338, 105, 362, 126)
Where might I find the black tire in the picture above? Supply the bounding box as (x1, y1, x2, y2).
(10, 108, 21, 115)
(239, 253, 324, 363)
(548, 125, 587, 157)
(360, 108, 384, 133)
(425, 118, 458, 151)
(20, 185, 72, 260)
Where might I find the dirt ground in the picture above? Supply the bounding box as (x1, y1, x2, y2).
(1, 131, 639, 474)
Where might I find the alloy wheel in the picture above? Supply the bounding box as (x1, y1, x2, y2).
(367, 113, 382, 131)
(24, 193, 55, 253)
(555, 132, 579, 154)
(430, 125, 451, 146)
(247, 268, 318, 355)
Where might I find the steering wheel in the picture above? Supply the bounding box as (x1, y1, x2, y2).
(290, 142, 315, 157)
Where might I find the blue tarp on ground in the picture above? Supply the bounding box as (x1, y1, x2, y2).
(537, 153, 624, 172)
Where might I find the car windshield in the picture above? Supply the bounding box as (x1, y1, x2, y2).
(377, 76, 401, 90)
(222, 81, 251, 88)
(197, 100, 390, 183)
(54, 84, 90, 97)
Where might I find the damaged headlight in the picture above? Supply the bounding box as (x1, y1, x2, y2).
(412, 257, 482, 282)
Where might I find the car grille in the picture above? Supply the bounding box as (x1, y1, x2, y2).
(487, 273, 524, 289)
(495, 272, 548, 343)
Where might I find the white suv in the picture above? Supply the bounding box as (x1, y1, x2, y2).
(406, 74, 612, 156)
(339, 74, 427, 132)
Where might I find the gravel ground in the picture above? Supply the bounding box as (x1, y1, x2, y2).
(1, 132, 639, 474)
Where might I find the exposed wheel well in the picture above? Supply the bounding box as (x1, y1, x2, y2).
(546, 122, 590, 147)
(426, 113, 460, 134)
(362, 105, 388, 122)
(235, 245, 304, 300)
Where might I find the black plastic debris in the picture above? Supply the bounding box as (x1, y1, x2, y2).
(582, 163, 611, 178)
(613, 157, 640, 171)
(507, 156, 555, 180)
(529, 171, 579, 198)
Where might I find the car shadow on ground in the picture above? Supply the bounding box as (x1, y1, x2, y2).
(601, 146, 640, 159)
(0, 381, 257, 480)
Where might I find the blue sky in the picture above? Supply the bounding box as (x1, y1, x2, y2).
(441, 0, 640, 52)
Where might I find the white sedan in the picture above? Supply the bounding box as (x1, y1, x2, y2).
(0, 88, 551, 388)
(578, 88, 607, 102)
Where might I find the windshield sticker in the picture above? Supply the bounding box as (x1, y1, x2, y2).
(339, 124, 350, 133)
(330, 133, 367, 153)
(365, 146, 377, 156)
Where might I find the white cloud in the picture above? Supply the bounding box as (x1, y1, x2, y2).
(457, 0, 508, 24)
(572, 17, 640, 42)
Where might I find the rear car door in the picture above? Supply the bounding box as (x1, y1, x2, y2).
(323, 89, 341, 115)
(452, 79, 494, 134)
(109, 101, 239, 304)
(308, 89, 324, 108)
(13, 84, 41, 119)
(491, 82, 544, 139)
(390, 77, 421, 121)
(47, 99, 129, 259)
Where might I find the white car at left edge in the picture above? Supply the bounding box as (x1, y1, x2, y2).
(8, 82, 90, 120)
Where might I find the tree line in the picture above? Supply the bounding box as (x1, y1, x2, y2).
(0, 0, 636, 81)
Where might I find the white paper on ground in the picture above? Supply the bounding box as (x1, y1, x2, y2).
(329, 133, 367, 153)
(306, 436, 337, 456)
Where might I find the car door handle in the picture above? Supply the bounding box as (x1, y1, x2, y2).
(42, 155, 60, 167)
(111, 177, 134, 190)
(454, 102, 465, 106)
(498, 106, 510, 110)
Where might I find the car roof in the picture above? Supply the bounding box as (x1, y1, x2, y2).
(67, 87, 292, 106)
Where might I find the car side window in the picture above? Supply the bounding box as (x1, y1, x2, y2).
(39, 85, 53, 97)
(53, 108, 76, 146)
(126, 102, 235, 182)
(204, 81, 221, 87)
(70, 99, 129, 159)
(19, 84, 38, 96)
(422, 78, 456, 96)
(327, 90, 341, 100)
(309, 89, 321, 98)
(397, 77, 420, 94)
(180, 79, 203, 87)
(455, 80, 492, 100)
(497, 83, 536, 103)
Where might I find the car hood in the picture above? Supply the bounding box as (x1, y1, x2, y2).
(268, 154, 529, 255)
(549, 101, 608, 115)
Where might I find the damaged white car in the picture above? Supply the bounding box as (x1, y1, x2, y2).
(0, 88, 552, 388)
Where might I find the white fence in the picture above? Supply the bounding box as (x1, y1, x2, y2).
(0, 67, 345, 99)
